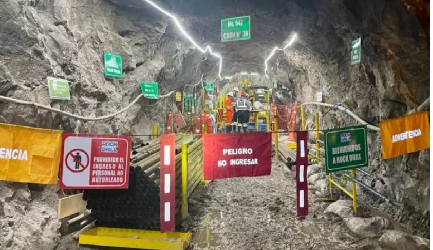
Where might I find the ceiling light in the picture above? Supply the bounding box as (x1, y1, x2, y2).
(143, 0, 223, 79)
(264, 33, 297, 78)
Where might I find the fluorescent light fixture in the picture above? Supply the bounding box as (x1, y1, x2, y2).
(240, 71, 248, 75)
(352, 39, 361, 48)
(143, 0, 223, 79)
(250, 72, 259, 76)
(224, 76, 233, 80)
(264, 33, 297, 78)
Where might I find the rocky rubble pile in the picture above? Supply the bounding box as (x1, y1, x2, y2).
(304, 163, 430, 250)
(0, 182, 61, 249)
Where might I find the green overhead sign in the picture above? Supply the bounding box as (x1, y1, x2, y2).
(47, 77, 70, 100)
(104, 52, 122, 78)
(324, 125, 368, 173)
(140, 82, 158, 99)
(221, 16, 251, 42)
(351, 37, 361, 65)
(204, 83, 215, 92)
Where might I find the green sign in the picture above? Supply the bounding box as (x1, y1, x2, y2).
(104, 52, 122, 78)
(183, 93, 195, 113)
(272, 80, 278, 89)
(140, 82, 158, 99)
(324, 125, 368, 173)
(204, 83, 215, 92)
(47, 77, 70, 100)
(351, 37, 361, 65)
(221, 16, 251, 42)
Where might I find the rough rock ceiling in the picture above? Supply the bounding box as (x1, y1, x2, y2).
(401, 0, 430, 48)
(105, 0, 429, 107)
(105, 0, 429, 78)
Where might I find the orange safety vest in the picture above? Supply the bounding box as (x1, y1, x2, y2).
(225, 98, 233, 124)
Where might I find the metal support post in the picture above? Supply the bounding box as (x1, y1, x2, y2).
(152, 123, 158, 139)
(181, 133, 188, 219)
(274, 119, 278, 162)
(352, 169, 358, 213)
(203, 123, 208, 134)
(329, 173, 334, 200)
(315, 113, 320, 164)
(301, 106, 305, 130)
(202, 89, 205, 112)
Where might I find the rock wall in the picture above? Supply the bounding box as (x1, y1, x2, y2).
(0, 0, 429, 247)
(271, 0, 430, 238)
(0, 0, 216, 248)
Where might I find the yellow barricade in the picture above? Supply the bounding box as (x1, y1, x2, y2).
(0, 123, 62, 184)
(301, 110, 358, 212)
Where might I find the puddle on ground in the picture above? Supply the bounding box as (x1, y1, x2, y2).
(190, 212, 223, 247)
(299, 224, 322, 237)
(191, 227, 222, 248)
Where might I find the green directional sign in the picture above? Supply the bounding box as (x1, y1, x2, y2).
(324, 125, 368, 173)
(140, 82, 158, 99)
(351, 37, 361, 65)
(221, 16, 251, 42)
(47, 77, 70, 100)
(104, 52, 122, 78)
(204, 83, 215, 92)
(272, 79, 278, 89)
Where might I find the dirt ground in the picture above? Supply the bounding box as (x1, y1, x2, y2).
(184, 162, 367, 250)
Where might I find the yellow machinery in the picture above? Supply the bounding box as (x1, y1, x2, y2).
(217, 94, 227, 128)
(239, 79, 252, 89)
(248, 89, 271, 132)
(255, 112, 270, 131)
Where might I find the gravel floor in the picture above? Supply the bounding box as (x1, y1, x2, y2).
(185, 162, 365, 250)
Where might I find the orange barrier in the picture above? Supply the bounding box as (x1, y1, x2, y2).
(288, 101, 299, 140)
(173, 112, 186, 129)
(165, 112, 173, 134)
(193, 114, 213, 134)
(271, 100, 276, 122)
(201, 114, 213, 134)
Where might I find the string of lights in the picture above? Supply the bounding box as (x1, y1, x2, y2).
(142, 0, 223, 80)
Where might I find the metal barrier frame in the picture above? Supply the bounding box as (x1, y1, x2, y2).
(180, 133, 205, 219)
(301, 111, 358, 213)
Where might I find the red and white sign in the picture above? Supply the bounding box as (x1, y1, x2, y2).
(60, 134, 131, 189)
(203, 133, 272, 180)
(296, 131, 309, 217)
(159, 134, 176, 232)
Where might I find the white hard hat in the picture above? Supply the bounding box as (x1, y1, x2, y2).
(233, 87, 239, 92)
(227, 91, 234, 97)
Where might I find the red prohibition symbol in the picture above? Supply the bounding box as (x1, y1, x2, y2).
(65, 149, 90, 173)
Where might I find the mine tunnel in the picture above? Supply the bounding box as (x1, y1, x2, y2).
(0, 0, 430, 249)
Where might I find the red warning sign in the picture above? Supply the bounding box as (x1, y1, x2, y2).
(65, 149, 89, 173)
(60, 134, 131, 189)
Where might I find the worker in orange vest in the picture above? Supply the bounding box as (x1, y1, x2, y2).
(225, 91, 234, 133)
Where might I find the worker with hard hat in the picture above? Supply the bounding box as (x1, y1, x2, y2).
(233, 87, 239, 97)
(225, 91, 235, 133)
(235, 91, 252, 133)
(231, 87, 239, 132)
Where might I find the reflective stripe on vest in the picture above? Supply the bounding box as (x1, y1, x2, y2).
(236, 99, 248, 110)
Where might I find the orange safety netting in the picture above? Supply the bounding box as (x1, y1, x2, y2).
(173, 112, 186, 129)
